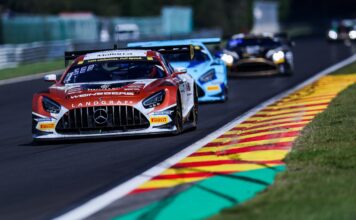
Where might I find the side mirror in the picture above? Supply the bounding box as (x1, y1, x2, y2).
(211, 59, 221, 66)
(44, 74, 57, 82)
(173, 67, 187, 74)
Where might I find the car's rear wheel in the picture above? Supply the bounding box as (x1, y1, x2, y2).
(173, 93, 183, 135)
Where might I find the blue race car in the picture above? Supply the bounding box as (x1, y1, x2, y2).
(128, 38, 228, 102)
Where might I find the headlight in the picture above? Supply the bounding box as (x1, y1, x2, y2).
(328, 30, 338, 40)
(220, 54, 234, 65)
(42, 96, 61, 114)
(143, 90, 165, 108)
(349, 30, 356, 40)
(272, 51, 285, 64)
(199, 69, 216, 84)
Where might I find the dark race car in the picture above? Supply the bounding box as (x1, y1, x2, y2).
(218, 34, 294, 76)
(327, 19, 356, 41)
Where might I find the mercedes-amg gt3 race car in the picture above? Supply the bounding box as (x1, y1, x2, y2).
(32, 47, 198, 141)
(218, 34, 294, 76)
(128, 38, 228, 102)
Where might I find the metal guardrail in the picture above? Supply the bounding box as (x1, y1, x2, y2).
(0, 28, 222, 70)
(0, 41, 72, 69)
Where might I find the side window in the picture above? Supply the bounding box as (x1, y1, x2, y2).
(167, 62, 175, 74)
(160, 55, 174, 74)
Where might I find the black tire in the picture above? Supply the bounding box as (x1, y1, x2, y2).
(173, 93, 183, 135)
(223, 86, 229, 101)
(279, 64, 293, 77)
(190, 84, 199, 129)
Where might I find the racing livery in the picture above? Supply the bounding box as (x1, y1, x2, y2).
(218, 34, 294, 76)
(32, 48, 198, 141)
(128, 38, 228, 102)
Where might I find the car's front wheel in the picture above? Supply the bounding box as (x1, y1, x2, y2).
(173, 93, 183, 135)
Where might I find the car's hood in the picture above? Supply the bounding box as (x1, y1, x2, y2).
(170, 61, 211, 79)
(48, 79, 162, 108)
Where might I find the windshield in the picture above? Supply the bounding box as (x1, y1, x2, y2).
(163, 49, 210, 64)
(63, 61, 166, 84)
(227, 38, 281, 49)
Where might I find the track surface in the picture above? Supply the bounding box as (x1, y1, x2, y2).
(0, 37, 353, 219)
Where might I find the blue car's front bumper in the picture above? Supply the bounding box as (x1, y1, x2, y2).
(196, 82, 226, 102)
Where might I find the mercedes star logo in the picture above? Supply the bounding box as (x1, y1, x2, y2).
(93, 108, 108, 124)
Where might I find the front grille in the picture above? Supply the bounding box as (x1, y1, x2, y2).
(237, 61, 276, 73)
(197, 85, 205, 97)
(56, 106, 150, 134)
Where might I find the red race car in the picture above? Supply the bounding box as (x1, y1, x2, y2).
(32, 46, 198, 141)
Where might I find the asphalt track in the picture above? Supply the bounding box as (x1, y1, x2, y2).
(0, 37, 353, 219)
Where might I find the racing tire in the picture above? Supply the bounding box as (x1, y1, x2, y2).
(190, 84, 199, 130)
(223, 86, 229, 102)
(173, 93, 183, 135)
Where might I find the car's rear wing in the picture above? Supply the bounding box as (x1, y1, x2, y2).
(128, 38, 221, 48)
(187, 38, 221, 44)
(129, 45, 194, 60)
(64, 45, 194, 67)
(64, 45, 123, 66)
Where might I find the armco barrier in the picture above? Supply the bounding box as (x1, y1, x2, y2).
(0, 28, 221, 70)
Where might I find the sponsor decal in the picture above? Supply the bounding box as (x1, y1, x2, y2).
(69, 91, 136, 99)
(84, 51, 147, 60)
(207, 85, 220, 91)
(37, 122, 55, 131)
(66, 87, 82, 95)
(153, 110, 174, 116)
(36, 118, 53, 122)
(87, 57, 145, 63)
(71, 100, 134, 108)
(186, 83, 191, 92)
(179, 83, 186, 92)
(149, 115, 169, 125)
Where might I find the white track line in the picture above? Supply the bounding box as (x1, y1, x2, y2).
(55, 54, 356, 220)
(0, 69, 64, 86)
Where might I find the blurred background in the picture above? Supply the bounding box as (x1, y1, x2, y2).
(0, 0, 355, 69)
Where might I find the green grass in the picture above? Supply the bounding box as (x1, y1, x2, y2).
(211, 63, 356, 220)
(0, 59, 64, 80)
(332, 62, 356, 75)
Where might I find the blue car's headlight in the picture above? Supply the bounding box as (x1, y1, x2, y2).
(199, 69, 216, 84)
(143, 90, 165, 108)
(42, 96, 61, 114)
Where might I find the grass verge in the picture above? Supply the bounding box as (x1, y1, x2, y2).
(0, 59, 63, 81)
(211, 63, 356, 220)
(332, 61, 356, 75)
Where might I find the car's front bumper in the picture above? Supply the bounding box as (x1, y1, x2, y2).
(197, 82, 226, 102)
(33, 127, 176, 141)
(229, 58, 290, 76)
(32, 105, 177, 141)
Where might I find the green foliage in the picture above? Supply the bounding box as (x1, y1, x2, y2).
(0, 59, 63, 80)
